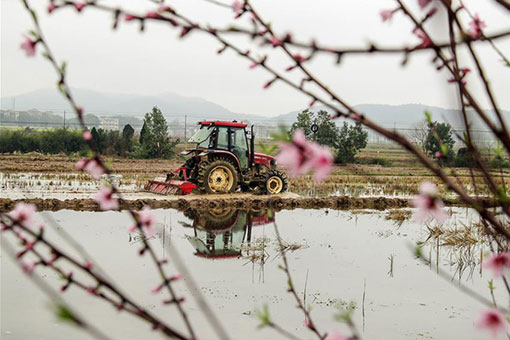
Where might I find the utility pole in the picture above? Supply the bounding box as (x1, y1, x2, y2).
(184, 115, 187, 141)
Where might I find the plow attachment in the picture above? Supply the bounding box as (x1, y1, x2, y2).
(145, 180, 196, 195)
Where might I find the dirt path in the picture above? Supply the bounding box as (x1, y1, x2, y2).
(0, 194, 477, 213)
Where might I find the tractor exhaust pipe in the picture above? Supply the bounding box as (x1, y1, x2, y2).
(250, 125, 255, 168)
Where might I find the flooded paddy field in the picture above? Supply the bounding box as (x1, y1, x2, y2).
(1, 207, 499, 340)
(3, 155, 509, 200)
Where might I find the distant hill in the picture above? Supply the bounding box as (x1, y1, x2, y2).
(0, 88, 262, 123)
(274, 104, 510, 130)
(2, 88, 508, 130)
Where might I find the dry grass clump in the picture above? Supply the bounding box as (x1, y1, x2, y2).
(385, 209, 412, 226)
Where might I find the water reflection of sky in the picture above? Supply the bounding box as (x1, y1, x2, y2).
(1, 208, 498, 340)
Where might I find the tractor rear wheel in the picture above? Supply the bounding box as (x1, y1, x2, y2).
(197, 158, 239, 194)
(264, 170, 288, 194)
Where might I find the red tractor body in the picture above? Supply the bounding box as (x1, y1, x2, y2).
(146, 120, 287, 195)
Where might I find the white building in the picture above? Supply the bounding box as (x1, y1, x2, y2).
(99, 117, 120, 131)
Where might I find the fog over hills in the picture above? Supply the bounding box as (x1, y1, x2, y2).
(1, 88, 508, 129)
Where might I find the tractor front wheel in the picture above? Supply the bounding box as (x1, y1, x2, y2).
(264, 170, 288, 194)
(197, 158, 239, 194)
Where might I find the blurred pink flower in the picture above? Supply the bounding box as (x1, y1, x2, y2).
(48, 3, 58, 13)
(418, 0, 432, 9)
(270, 36, 282, 47)
(326, 331, 349, 340)
(75, 158, 88, 170)
(8, 202, 37, 227)
(124, 14, 136, 21)
(170, 273, 182, 281)
(275, 130, 333, 183)
(84, 262, 94, 270)
(476, 309, 509, 339)
(413, 28, 432, 48)
(84, 159, 104, 179)
(232, 0, 244, 14)
(130, 207, 156, 237)
(93, 186, 119, 211)
(139, 207, 156, 237)
(483, 252, 510, 278)
(83, 131, 92, 141)
(468, 14, 486, 39)
(21, 260, 37, 275)
(293, 53, 306, 63)
(21, 36, 37, 57)
(146, 11, 159, 19)
(158, 5, 172, 12)
(380, 9, 394, 22)
(426, 7, 438, 18)
(412, 181, 448, 223)
(73, 2, 86, 12)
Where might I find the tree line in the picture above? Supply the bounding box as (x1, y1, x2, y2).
(0, 106, 177, 159)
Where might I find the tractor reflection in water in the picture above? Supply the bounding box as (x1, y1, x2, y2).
(180, 208, 274, 262)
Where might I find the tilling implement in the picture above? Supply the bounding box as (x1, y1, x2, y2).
(146, 120, 288, 195)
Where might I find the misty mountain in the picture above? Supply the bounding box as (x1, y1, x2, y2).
(0, 88, 262, 123)
(2, 88, 508, 130)
(274, 104, 510, 130)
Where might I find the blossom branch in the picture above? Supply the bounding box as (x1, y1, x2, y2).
(1, 214, 191, 339)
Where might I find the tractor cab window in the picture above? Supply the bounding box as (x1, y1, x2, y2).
(189, 126, 214, 149)
(231, 127, 249, 169)
(231, 128, 248, 151)
(216, 127, 229, 150)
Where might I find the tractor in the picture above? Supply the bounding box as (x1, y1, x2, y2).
(145, 120, 288, 195)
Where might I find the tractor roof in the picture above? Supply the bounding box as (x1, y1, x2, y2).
(199, 120, 248, 128)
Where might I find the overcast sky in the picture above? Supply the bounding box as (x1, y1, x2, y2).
(1, 0, 509, 117)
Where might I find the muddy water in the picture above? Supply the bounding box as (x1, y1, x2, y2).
(1, 208, 496, 340)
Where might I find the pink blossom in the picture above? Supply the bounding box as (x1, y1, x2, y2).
(158, 5, 172, 12)
(180, 26, 192, 38)
(48, 3, 58, 13)
(232, 0, 244, 14)
(426, 7, 438, 18)
(124, 14, 136, 21)
(468, 14, 486, 39)
(412, 181, 448, 223)
(483, 252, 510, 278)
(270, 36, 282, 47)
(20, 36, 37, 57)
(75, 158, 88, 170)
(418, 0, 432, 9)
(83, 131, 92, 141)
(130, 207, 156, 237)
(304, 318, 312, 328)
(413, 28, 432, 48)
(84, 159, 104, 180)
(380, 9, 394, 22)
(21, 260, 37, 275)
(325, 331, 349, 340)
(93, 186, 119, 211)
(435, 151, 441, 158)
(139, 207, 156, 237)
(476, 309, 509, 339)
(249, 61, 260, 69)
(84, 262, 94, 270)
(151, 284, 163, 294)
(146, 11, 159, 19)
(170, 273, 182, 281)
(73, 2, 86, 12)
(8, 202, 37, 227)
(293, 53, 306, 63)
(275, 130, 334, 183)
